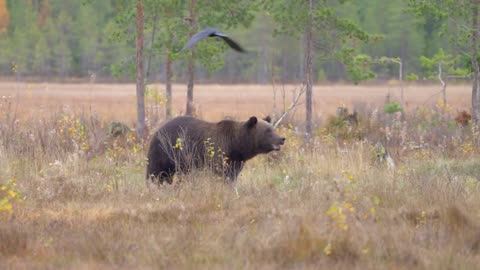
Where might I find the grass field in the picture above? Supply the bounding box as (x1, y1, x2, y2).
(0, 81, 473, 122)
(1, 82, 480, 269)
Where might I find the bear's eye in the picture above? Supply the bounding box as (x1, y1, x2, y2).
(265, 129, 272, 134)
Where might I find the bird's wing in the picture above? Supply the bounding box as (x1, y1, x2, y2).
(180, 28, 218, 51)
(219, 36, 246, 53)
(180, 27, 247, 53)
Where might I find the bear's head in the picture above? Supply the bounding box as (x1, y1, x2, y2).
(244, 116, 285, 154)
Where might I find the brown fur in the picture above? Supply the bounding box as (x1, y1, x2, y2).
(146, 116, 285, 185)
(455, 111, 471, 127)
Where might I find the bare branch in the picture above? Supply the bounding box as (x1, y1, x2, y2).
(446, 75, 471, 79)
(374, 57, 402, 80)
(273, 85, 306, 128)
(375, 57, 404, 114)
(422, 89, 444, 106)
(438, 62, 445, 88)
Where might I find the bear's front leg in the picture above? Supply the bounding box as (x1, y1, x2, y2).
(223, 160, 244, 183)
(222, 161, 243, 197)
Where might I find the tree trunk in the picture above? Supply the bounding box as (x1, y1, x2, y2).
(186, 0, 196, 116)
(136, 0, 146, 140)
(472, 0, 480, 125)
(399, 60, 404, 117)
(442, 82, 448, 114)
(166, 47, 173, 119)
(145, 13, 158, 82)
(305, 0, 314, 140)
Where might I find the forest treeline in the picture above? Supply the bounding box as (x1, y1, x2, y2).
(0, 0, 464, 83)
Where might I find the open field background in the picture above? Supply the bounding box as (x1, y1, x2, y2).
(1, 82, 480, 269)
(0, 82, 473, 123)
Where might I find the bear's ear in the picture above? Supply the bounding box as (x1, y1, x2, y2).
(246, 116, 258, 128)
(263, 116, 272, 123)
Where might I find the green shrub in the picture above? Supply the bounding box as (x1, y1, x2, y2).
(384, 101, 402, 114)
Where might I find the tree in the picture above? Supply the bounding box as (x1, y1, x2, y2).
(352, 0, 425, 78)
(408, 0, 480, 124)
(136, 0, 146, 140)
(110, 0, 183, 119)
(0, 0, 458, 83)
(263, 0, 374, 138)
(54, 10, 74, 78)
(376, 57, 404, 114)
(305, 0, 313, 138)
(32, 34, 50, 76)
(420, 48, 469, 112)
(473, 1, 479, 124)
(110, 0, 256, 118)
(182, 0, 257, 116)
(145, 0, 188, 119)
(186, 0, 196, 116)
(74, 3, 103, 76)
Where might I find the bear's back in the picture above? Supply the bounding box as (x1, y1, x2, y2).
(159, 116, 208, 133)
(155, 116, 216, 146)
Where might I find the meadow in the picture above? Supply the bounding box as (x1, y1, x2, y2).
(1, 82, 480, 269)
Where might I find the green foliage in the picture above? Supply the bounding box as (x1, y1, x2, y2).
(407, 0, 476, 68)
(377, 57, 401, 64)
(462, 54, 480, 74)
(0, 0, 473, 82)
(2, 0, 123, 77)
(420, 48, 469, 80)
(384, 101, 402, 114)
(406, 73, 419, 81)
(262, 0, 376, 83)
(355, 0, 425, 77)
(186, 0, 258, 72)
(108, 0, 257, 78)
(337, 52, 376, 84)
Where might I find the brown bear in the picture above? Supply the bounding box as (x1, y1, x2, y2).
(146, 116, 285, 184)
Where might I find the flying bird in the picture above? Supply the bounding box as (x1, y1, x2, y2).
(181, 27, 246, 53)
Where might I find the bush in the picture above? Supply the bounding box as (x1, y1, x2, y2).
(384, 101, 402, 114)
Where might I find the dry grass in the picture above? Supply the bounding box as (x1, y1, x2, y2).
(0, 82, 472, 122)
(1, 82, 480, 269)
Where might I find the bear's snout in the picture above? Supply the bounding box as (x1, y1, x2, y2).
(270, 136, 286, 151)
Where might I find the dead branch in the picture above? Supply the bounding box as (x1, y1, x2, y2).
(273, 85, 306, 128)
(438, 62, 446, 88)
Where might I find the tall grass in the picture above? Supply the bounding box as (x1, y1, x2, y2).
(1, 92, 480, 269)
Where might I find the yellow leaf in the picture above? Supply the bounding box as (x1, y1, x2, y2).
(344, 202, 355, 212)
(326, 205, 339, 216)
(8, 190, 16, 198)
(1, 203, 12, 211)
(324, 243, 332, 255)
